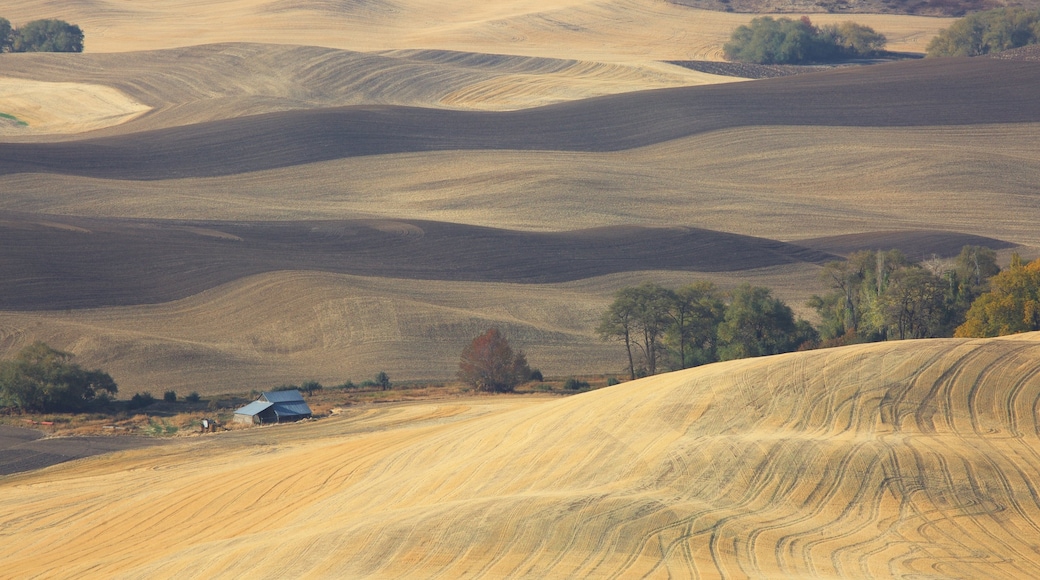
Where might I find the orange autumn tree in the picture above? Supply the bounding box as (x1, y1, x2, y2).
(458, 328, 532, 393)
(955, 254, 1040, 338)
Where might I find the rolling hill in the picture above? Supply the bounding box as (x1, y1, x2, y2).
(4, 336, 1040, 577)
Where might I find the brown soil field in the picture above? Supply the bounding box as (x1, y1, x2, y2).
(0, 426, 165, 476)
(3, 57, 1038, 177)
(5, 335, 1040, 577)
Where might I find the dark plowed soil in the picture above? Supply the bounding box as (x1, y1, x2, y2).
(0, 214, 839, 310)
(1, 58, 1038, 179)
(794, 230, 1016, 261)
(667, 60, 839, 79)
(0, 212, 1011, 311)
(0, 426, 165, 476)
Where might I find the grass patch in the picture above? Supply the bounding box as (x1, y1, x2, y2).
(0, 112, 28, 127)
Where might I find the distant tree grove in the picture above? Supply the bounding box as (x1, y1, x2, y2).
(598, 281, 818, 380)
(927, 8, 1040, 57)
(0, 342, 117, 412)
(724, 16, 886, 64)
(0, 18, 83, 53)
(599, 246, 1040, 379)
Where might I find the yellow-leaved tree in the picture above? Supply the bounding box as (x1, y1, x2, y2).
(955, 254, 1040, 338)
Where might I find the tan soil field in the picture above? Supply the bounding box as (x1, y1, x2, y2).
(5, 335, 1040, 577)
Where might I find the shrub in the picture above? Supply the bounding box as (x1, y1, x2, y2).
(185, 391, 201, 403)
(163, 390, 177, 403)
(606, 377, 621, 386)
(563, 378, 590, 391)
(128, 392, 155, 410)
(301, 380, 323, 395)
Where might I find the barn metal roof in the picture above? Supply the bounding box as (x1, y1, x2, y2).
(234, 400, 274, 416)
(261, 390, 306, 404)
(260, 390, 312, 418)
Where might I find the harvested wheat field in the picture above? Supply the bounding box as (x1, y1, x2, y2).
(6, 0, 1040, 576)
(5, 335, 1040, 577)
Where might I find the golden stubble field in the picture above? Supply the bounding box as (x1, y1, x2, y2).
(5, 335, 1040, 578)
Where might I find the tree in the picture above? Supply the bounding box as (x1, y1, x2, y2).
(927, 8, 1040, 57)
(597, 283, 673, 378)
(375, 372, 391, 391)
(597, 287, 640, 380)
(665, 281, 726, 369)
(956, 254, 1040, 337)
(717, 284, 815, 360)
(880, 268, 946, 340)
(0, 18, 11, 52)
(10, 19, 84, 52)
(724, 16, 885, 64)
(0, 342, 117, 412)
(458, 328, 532, 392)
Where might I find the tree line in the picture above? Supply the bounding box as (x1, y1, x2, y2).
(927, 8, 1040, 57)
(599, 246, 1040, 378)
(0, 18, 83, 53)
(597, 281, 818, 380)
(724, 16, 886, 64)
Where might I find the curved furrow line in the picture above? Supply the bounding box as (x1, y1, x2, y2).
(880, 346, 967, 432)
(958, 342, 1035, 436)
(775, 443, 888, 575)
(913, 341, 990, 435)
(821, 456, 905, 578)
(997, 344, 1040, 439)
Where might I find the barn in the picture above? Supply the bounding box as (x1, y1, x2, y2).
(233, 389, 313, 425)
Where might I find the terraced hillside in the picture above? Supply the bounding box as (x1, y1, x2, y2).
(4, 336, 1040, 577)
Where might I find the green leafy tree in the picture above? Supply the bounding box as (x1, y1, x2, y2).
(718, 284, 816, 360)
(11, 19, 84, 53)
(458, 328, 532, 392)
(598, 287, 639, 380)
(956, 254, 1040, 337)
(881, 268, 947, 340)
(665, 281, 726, 369)
(0, 18, 12, 52)
(724, 16, 885, 64)
(927, 8, 1040, 57)
(375, 372, 391, 391)
(597, 283, 673, 378)
(0, 342, 117, 412)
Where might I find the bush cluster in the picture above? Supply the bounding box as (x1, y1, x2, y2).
(724, 16, 886, 64)
(927, 8, 1040, 56)
(0, 18, 83, 53)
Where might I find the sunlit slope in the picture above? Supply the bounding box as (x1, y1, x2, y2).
(0, 44, 724, 138)
(0, 271, 621, 392)
(5, 336, 1040, 577)
(0, 0, 944, 57)
(7, 122, 1040, 244)
(3, 57, 1038, 178)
